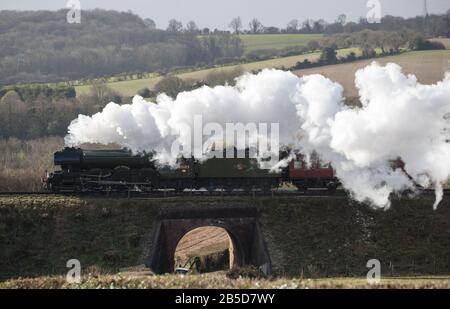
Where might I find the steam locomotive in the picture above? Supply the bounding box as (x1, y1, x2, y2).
(43, 147, 339, 193)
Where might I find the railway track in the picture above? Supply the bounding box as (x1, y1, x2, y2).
(0, 189, 448, 198)
(0, 190, 346, 198)
(0, 191, 55, 196)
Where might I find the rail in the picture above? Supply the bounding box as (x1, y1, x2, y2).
(0, 189, 447, 199)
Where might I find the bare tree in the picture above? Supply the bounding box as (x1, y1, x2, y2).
(167, 19, 183, 32)
(336, 14, 347, 25)
(144, 18, 156, 29)
(154, 76, 190, 98)
(302, 19, 313, 33)
(248, 18, 263, 34)
(186, 21, 199, 33)
(228, 17, 243, 34)
(312, 19, 326, 33)
(0, 91, 27, 138)
(307, 40, 320, 52)
(89, 79, 109, 108)
(286, 19, 299, 33)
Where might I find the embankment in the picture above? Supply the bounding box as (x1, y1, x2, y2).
(0, 195, 449, 280)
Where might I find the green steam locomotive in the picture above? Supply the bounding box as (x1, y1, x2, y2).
(43, 147, 337, 193)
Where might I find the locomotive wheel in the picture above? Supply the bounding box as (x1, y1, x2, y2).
(223, 186, 233, 193)
(206, 184, 216, 193)
(261, 185, 271, 193)
(326, 182, 338, 191)
(243, 186, 253, 193)
(174, 185, 184, 193)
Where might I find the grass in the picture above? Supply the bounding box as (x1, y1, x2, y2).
(1, 273, 449, 289)
(239, 34, 324, 53)
(74, 47, 360, 97)
(1, 196, 450, 281)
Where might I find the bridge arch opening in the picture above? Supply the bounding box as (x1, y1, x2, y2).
(147, 207, 272, 275)
(174, 226, 237, 273)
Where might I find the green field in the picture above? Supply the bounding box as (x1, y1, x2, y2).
(239, 34, 323, 53)
(75, 48, 360, 97)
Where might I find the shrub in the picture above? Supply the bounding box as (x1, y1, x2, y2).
(409, 36, 446, 51)
(154, 76, 191, 98)
(137, 87, 153, 98)
(319, 47, 338, 65)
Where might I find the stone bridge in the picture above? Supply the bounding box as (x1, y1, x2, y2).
(146, 206, 272, 274)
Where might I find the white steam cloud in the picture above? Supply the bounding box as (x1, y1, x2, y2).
(65, 63, 450, 209)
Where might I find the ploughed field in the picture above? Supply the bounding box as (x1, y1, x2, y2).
(294, 49, 450, 97)
(175, 227, 229, 261)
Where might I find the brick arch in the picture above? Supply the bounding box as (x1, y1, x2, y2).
(147, 207, 271, 275)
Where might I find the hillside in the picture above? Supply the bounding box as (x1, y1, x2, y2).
(0, 10, 243, 85)
(74, 47, 361, 96)
(74, 49, 449, 98)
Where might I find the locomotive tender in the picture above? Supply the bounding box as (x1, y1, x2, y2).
(43, 147, 338, 193)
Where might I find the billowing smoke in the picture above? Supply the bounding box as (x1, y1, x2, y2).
(65, 63, 450, 209)
(65, 69, 299, 166)
(295, 63, 450, 209)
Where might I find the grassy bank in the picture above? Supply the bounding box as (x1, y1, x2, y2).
(1, 196, 449, 281)
(1, 273, 449, 289)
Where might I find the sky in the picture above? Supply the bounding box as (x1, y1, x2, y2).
(1, 0, 449, 29)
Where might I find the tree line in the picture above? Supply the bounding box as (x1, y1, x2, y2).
(224, 12, 450, 36)
(0, 65, 248, 140)
(0, 10, 244, 86)
(291, 29, 445, 70)
(0, 9, 448, 87)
